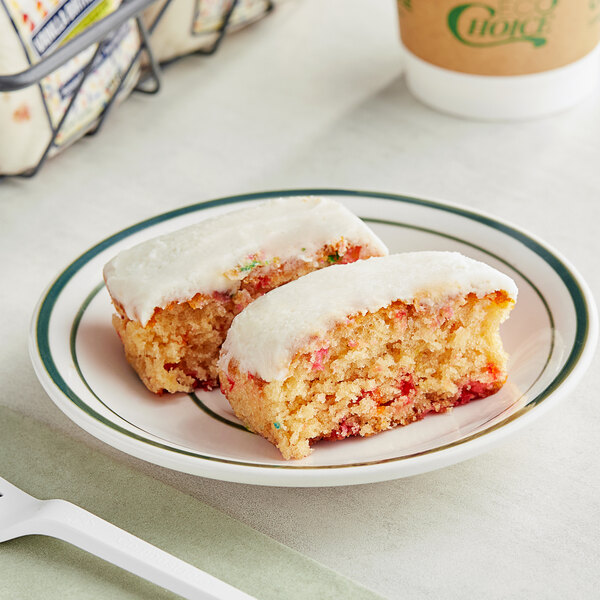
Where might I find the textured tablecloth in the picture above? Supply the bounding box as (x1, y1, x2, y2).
(0, 407, 380, 599)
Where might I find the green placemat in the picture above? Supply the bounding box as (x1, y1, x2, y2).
(0, 407, 381, 600)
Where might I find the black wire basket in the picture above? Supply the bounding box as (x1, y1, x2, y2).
(149, 0, 274, 62)
(0, 0, 273, 178)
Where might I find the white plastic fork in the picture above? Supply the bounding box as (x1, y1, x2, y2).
(0, 476, 254, 599)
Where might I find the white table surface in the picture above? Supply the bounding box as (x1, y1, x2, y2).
(2, 1, 600, 598)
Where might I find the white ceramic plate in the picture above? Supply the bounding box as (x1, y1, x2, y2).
(30, 190, 598, 487)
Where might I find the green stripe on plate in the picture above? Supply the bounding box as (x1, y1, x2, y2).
(34, 189, 591, 470)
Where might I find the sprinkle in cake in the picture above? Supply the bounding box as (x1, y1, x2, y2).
(103, 197, 387, 394)
(218, 252, 518, 460)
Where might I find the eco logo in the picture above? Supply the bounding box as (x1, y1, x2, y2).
(447, 0, 558, 48)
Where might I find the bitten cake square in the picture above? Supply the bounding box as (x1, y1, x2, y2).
(218, 252, 517, 460)
(103, 197, 387, 394)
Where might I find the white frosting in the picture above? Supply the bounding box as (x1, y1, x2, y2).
(219, 252, 518, 381)
(103, 197, 388, 325)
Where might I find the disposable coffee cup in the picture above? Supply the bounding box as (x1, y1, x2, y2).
(397, 0, 600, 119)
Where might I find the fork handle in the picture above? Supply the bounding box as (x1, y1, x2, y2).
(31, 499, 254, 600)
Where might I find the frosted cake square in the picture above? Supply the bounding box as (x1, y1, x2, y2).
(218, 252, 517, 459)
(103, 197, 387, 393)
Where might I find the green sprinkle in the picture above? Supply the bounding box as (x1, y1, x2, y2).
(239, 260, 261, 272)
(273, 422, 281, 429)
(301, 247, 306, 252)
(327, 252, 340, 263)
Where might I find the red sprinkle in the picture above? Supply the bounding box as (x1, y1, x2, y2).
(456, 380, 495, 405)
(340, 245, 362, 264)
(326, 418, 360, 440)
(357, 388, 383, 405)
(311, 347, 329, 371)
(196, 380, 215, 392)
(211, 291, 231, 303)
(396, 373, 415, 397)
(256, 275, 271, 290)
